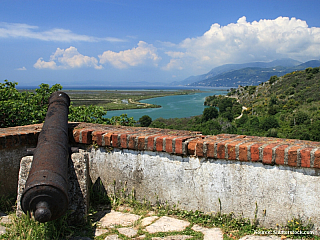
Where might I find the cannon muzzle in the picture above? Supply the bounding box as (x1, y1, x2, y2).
(21, 91, 70, 222)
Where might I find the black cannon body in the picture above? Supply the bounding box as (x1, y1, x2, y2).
(21, 91, 70, 223)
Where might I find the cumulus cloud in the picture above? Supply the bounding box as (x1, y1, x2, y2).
(16, 66, 26, 70)
(99, 41, 161, 68)
(34, 46, 103, 69)
(0, 22, 124, 42)
(164, 16, 320, 71)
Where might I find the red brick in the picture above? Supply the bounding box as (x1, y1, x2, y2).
(112, 134, 120, 147)
(187, 139, 198, 155)
(5, 135, 20, 148)
(216, 142, 226, 159)
(313, 149, 320, 168)
(128, 135, 138, 149)
(81, 129, 93, 144)
(174, 136, 191, 155)
(0, 136, 5, 149)
(287, 146, 300, 167)
(206, 141, 217, 158)
(120, 134, 128, 148)
(238, 142, 254, 162)
(18, 133, 28, 146)
(26, 132, 38, 145)
(103, 133, 113, 146)
(195, 140, 205, 157)
(165, 136, 176, 153)
(73, 129, 81, 143)
(137, 136, 146, 151)
(227, 140, 246, 160)
(262, 143, 279, 165)
(92, 131, 107, 146)
(300, 147, 313, 168)
(250, 143, 265, 162)
(156, 136, 166, 152)
(275, 144, 289, 165)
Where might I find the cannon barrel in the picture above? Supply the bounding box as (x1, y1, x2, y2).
(21, 91, 70, 222)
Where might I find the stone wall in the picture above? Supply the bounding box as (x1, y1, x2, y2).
(1, 123, 320, 233)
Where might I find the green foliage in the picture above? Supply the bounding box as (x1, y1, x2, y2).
(0, 80, 63, 127)
(0, 80, 136, 128)
(268, 75, 279, 84)
(259, 116, 279, 131)
(139, 115, 152, 127)
(202, 107, 219, 122)
(248, 86, 256, 95)
(69, 105, 107, 124)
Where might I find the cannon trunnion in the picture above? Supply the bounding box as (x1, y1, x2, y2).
(21, 91, 70, 223)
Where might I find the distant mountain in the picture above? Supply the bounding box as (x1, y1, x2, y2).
(187, 59, 320, 87)
(171, 58, 301, 86)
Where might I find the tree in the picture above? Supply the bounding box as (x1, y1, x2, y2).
(259, 116, 279, 131)
(0, 80, 136, 128)
(139, 115, 152, 127)
(202, 107, 219, 122)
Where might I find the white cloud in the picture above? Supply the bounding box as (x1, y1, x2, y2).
(16, 66, 26, 70)
(34, 46, 103, 69)
(0, 22, 125, 42)
(164, 16, 320, 72)
(99, 41, 161, 68)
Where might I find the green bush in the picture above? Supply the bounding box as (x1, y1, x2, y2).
(0, 80, 135, 128)
(202, 106, 219, 122)
(139, 115, 152, 127)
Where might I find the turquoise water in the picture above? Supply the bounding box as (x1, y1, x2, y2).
(105, 89, 228, 120)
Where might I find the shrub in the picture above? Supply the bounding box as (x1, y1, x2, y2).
(139, 115, 152, 127)
(202, 106, 219, 122)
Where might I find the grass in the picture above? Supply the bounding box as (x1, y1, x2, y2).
(0, 186, 319, 239)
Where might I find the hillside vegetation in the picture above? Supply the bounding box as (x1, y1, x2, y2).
(188, 59, 320, 87)
(147, 66, 320, 141)
(226, 66, 320, 140)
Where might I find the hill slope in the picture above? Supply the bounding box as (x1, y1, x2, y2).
(227, 66, 320, 140)
(171, 58, 301, 86)
(188, 60, 320, 87)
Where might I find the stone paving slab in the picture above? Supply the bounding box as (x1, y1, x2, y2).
(0, 215, 12, 224)
(140, 216, 159, 227)
(239, 236, 292, 240)
(0, 225, 6, 235)
(94, 228, 109, 237)
(99, 210, 141, 228)
(104, 235, 119, 240)
(118, 227, 138, 237)
(192, 224, 223, 240)
(145, 216, 190, 233)
(151, 235, 193, 240)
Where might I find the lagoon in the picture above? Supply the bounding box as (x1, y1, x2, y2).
(105, 89, 228, 120)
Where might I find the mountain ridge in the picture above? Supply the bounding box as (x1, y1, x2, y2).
(185, 59, 320, 87)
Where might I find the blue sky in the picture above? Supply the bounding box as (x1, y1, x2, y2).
(1, 0, 320, 87)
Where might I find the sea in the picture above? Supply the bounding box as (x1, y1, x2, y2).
(17, 85, 229, 120)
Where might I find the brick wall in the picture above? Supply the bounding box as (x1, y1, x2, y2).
(1, 123, 320, 232)
(70, 123, 320, 169)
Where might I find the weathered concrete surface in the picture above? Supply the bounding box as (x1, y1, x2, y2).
(16, 153, 89, 225)
(0, 148, 32, 197)
(88, 148, 320, 233)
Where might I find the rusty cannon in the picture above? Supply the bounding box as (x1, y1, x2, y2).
(21, 91, 70, 223)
